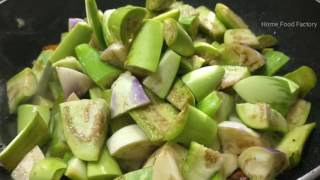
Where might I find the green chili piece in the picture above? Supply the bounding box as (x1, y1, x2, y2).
(164, 18, 195, 57)
(76, 44, 122, 88)
(49, 22, 92, 63)
(284, 66, 317, 97)
(85, 0, 106, 49)
(143, 50, 181, 98)
(7, 68, 38, 113)
(126, 20, 164, 76)
(0, 114, 50, 171)
(215, 3, 248, 29)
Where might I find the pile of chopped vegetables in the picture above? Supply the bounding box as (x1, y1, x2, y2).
(0, 0, 317, 179)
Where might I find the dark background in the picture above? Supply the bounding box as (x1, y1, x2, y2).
(0, 0, 319, 179)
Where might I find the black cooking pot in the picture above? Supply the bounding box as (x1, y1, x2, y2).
(0, 0, 319, 179)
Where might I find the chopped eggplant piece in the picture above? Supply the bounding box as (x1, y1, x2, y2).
(29, 158, 67, 180)
(65, 157, 87, 180)
(233, 76, 297, 115)
(286, 99, 311, 130)
(196, 6, 226, 41)
(101, 42, 128, 69)
(194, 42, 221, 64)
(215, 3, 248, 29)
(87, 148, 122, 179)
(107, 125, 156, 160)
(219, 44, 265, 72)
(0, 114, 49, 171)
(179, 55, 206, 75)
(17, 104, 50, 133)
(143, 50, 181, 98)
(108, 5, 147, 45)
(214, 91, 234, 122)
(284, 66, 317, 97)
(224, 29, 259, 47)
(218, 121, 265, 155)
(7, 68, 38, 113)
(166, 79, 196, 110)
(236, 103, 288, 133)
(260, 50, 290, 76)
(129, 103, 188, 143)
(111, 71, 150, 118)
(255, 34, 278, 49)
(153, 9, 180, 22)
(11, 146, 45, 180)
(56, 67, 93, 98)
(239, 146, 288, 179)
(146, 0, 175, 11)
(60, 99, 108, 161)
(183, 142, 224, 180)
(52, 56, 83, 72)
(197, 91, 222, 119)
(221, 153, 238, 177)
(182, 66, 225, 101)
(220, 65, 250, 89)
(115, 167, 153, 180)
(175, 105, 218, 147)
(277, 123, 316, 167)
(110, 114, 135, 134)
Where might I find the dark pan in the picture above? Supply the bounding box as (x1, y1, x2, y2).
(0, 0, 319, 179)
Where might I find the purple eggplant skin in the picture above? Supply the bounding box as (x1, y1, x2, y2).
(111, 71, 151, 118)
(68, 18, 85, 31)
(56, 67, 93, 99)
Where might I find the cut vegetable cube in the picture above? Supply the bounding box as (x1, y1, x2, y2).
(111, 71, 150, 118)
(215, 3, 248, 29)
(108, 5, 147, 45)
(174, 105, 218, 147)
(236, 103, 288, 133)
(178, 55, 206, 75)
(255, 34, 278, 49)
(260, 50, 290, 76)
(65, 157, 87, 180)
(56, 67, 93, 98)
(146, 0, 175, 11)
(220, 65, 250, 89)
(194, 42, 221, 64)
(233, 76, 297, 115)
(29, 158, 67, 180)
(284, 66, 317, 97)
(166, 79, 195, 110)
(17, 104, 50, 133)
(115, 167, 153, 180)
(277, 123, 316, 167)
(76, 44, 122, 88)
(143, 50, 181, 98)
(60, 99, 108, 161)
(197, 91, 222, 119)
(126, 20, 164, 76)
(239, 146, 288, 179)
(52, 56, 83, 72)
(101, 42, 128, 69)
(286, 99, 311, 130)
(164, 18, 195, 57)
(49, 22, 92, 63)
(182, 66, 225, 101)
(213, 91, 234, 122)
(7, 68, 38, 113)
(129, 103, 188, 143)
(11, 146, 45, 180)
(196, 6, 226, 40)
(221, 153, 238, 177)
(87, 148, 122, 180)
(218, 121, 265, 155)
(224, 29, 259, 47)
(182, 142, 224, 180)
(107, 125, 156, 160)
(219, 43, 265, 72)
(0, 114, 49, 171)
